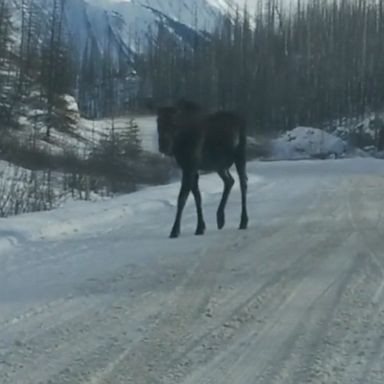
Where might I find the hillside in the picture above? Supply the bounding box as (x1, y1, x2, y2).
(0, 89, 173, 217)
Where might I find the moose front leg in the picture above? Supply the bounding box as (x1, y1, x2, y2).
(191, 173, 206, 235)
(170, 171, 193, 238)
(217, 169, 235, 230)
(235, 158, 248, 230)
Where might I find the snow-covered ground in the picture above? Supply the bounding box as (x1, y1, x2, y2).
(78, 115, 158, 154)
(1, 158, 384, 383)
(16, 109, 158, 158)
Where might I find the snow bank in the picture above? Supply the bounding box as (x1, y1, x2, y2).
(333, 114, 384, 153)
(271, 127, 346, 160)
(0, 159, 106, 221)
(0, 164, 262, 249)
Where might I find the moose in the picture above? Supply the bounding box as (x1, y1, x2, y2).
(156, 99, 248, 238)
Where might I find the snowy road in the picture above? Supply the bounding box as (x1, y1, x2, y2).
(1, 159, 384, 384)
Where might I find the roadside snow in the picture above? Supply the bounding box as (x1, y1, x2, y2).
(0, 165, 262, 247)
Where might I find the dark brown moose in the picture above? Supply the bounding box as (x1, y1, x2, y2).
(156, 100, 248, 238)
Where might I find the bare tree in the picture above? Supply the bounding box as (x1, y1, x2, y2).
(138, 0, 384, 134)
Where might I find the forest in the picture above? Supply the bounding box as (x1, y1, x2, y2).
(141, 0, 384, 133)
(1, 0, 383, 131)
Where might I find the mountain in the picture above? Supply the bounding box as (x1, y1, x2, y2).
(10, 0, 231, 64)
(3, 0, 237, 118)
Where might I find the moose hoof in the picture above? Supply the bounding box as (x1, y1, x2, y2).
(169, 229, 180, 238)
(195, 225, 206, 236)
(239, 220, 248, 230)
(217, 212, 225, 230)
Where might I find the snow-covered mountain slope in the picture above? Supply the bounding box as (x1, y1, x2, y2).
(10, 0, 229, 65)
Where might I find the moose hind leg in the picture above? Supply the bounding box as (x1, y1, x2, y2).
(235, 159, 248, 230)
(217, 169, 235, 230)
(170, 171, 192, 238)
(191, 173, 206, 235)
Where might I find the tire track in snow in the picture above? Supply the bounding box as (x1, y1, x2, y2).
(179, 184, 356, 384)
(77, 178, 322, 384)
(0, 291, 165, 384)
(259, 248, 368, 383)
(257, 177, 384, 384)
(91, 181, 345, 384)
(339, 177, 384, 383)
(257, 178, 384, 384)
